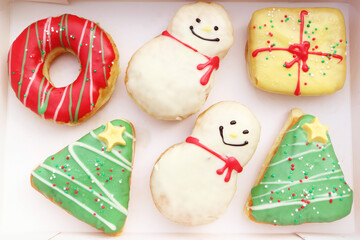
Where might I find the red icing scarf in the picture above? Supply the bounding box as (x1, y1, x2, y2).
(186, 136, 243, 182)
(162, 31, 220, 86)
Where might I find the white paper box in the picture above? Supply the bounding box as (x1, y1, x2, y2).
(0, 0, 359, 239)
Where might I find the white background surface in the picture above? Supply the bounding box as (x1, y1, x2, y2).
(0, 0, 359, 239)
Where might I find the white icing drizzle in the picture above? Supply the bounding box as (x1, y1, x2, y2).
(23, 62, 42, 106)
(32, 171, 117, 230)
(53, 85, 69, 122)
(68, 142, 130, 211)
(281, 142, 307, 147)
(309, 169, 341, 180)
(90, 131, 132, 167)
(286, 119, 308, 133)
(42, 18, 49, 53)
(250, 194, 351, 211)
(253, 170, 342, 199)
(90, 131, 98, 139)
(78, 20, 88, 56)
(260, 175, 343, 185)
(39, 163, 128, 215)
(111, 150, 132, 167)
(124, 131, 134, 140)
(20, 16, 50, 107)
(269, 143, 332, 167)
(44, 17, 52, 51)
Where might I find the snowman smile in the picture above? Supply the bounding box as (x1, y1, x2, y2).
(219, 126, 249, 147)
(189, 26, 220, 42)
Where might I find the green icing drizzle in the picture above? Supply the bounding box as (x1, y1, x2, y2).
(68, 83, 74, 123)
(35, 22, 44, 61)
(250, 115, 353, 225)
(59, 14, 66, 49)
(74, 25, 97, 123)
(31, 119, 134, 234)
(18, 26, 30, 99)
(37, 77, 53, 115)
(65, 14, 72, 49)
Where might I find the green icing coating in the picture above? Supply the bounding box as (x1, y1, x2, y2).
(31, 119, 134, 234)
(250, 115, 353, 225)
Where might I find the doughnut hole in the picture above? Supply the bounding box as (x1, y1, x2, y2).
(44, 48, 81, 88)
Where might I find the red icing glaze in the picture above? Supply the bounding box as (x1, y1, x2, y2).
(162, 31, 219, 86)
(185, 136, 243, 182)
(252, 10, 343, 96)
(8, 14, 116, 123)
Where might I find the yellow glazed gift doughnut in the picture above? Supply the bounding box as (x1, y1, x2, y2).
(246, 8, 346, 96)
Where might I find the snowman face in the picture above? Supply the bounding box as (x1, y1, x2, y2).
(191, 102, 261, 166)
(189, 17, 220, 42)
(167, 2, 234, 58)
(219, 120, 250, 147)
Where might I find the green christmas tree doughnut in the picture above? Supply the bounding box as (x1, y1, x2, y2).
(245, 109, 353, 225)
(31, 119, 135, 235)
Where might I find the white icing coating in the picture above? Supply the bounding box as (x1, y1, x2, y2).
(167, 2, 234, 58)
(126, 2, 234, 120)
(191, 102, 261, 166)
(150, 101, 260, 225)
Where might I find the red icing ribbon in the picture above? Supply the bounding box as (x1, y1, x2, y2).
(162, 31, 220, 86)
(197, 57, 220, 86)
(185, 136, 243, 182)
(252, 10, 343, 96)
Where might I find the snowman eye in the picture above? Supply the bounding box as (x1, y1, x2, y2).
(214, 26, 219, 31)
(196, 18, 201, 23)
(230, 120, 236, 125)
(243, 130, 249, 134)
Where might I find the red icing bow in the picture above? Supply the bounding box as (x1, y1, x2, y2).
(186, 136, 243, 182)
(162, 31, 220, 86)
(252, 10, 343, 96)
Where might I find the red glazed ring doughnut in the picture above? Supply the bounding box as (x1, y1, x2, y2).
(8, 14, 119, 125)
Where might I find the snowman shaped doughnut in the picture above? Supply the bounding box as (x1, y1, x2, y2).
(150, 101, 261, 225)
(126, 2, 234, 120)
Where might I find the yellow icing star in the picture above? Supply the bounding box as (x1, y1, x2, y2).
(302, 117, 329, 144)
(97, 122, 126, 151)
